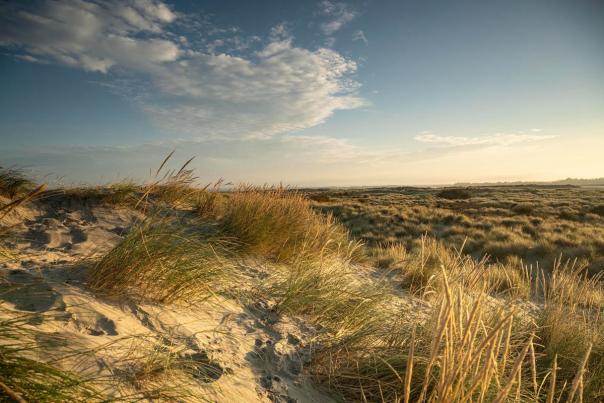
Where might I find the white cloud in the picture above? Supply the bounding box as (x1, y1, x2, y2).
(414, 132, 556, 147)
(352, 30, 368, 45)
(1, 1, 366, 140)
(142, 37, 365, 139)
(0, 0, 178, 73)
(319, 1, 357, 35)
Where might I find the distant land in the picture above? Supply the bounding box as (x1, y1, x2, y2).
(301, 178, 604, 191)
(454, 178, 604, 187)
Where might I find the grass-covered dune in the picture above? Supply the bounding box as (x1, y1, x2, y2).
(0, 163, 603, 402)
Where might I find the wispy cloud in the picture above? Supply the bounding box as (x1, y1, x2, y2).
(318, 1, 357, 35)
(352, 30, 368, 45)
(414, 132, 556, 147)
(0, 1, 366, 140)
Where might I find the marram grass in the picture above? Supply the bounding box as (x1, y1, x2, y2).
(89, 219, 236, 303)
(218, 185, 362, 263)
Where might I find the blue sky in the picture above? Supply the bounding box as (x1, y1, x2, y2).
(0, 0, 602, 185)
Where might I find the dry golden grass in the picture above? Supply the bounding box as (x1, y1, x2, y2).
(268, 256, 389, 344)
(218, 186, 362, 263)
(310, 275, 600, 402)
(307, 186, 604, 275)
(58, 182, 141, 206)
(0, 307, 104, 402)
(371, 236, 531, 299)
(0, 167, 36, 199)
(50, 153, 205, 210)
(84, 178, 604, 401)
(88, 218, 236, 303)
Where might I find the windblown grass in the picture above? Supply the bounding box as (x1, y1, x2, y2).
(269, 257, 389, 344)
(310, 274, 598, 402)
(88, 219, 236, 303)
(369, 242, 407, 270)
(52, 153, 203, 210)
(218, 186, 361, 263)
(374, 236, 531, 299)
(542, 258, 604, 308)
(0, 308, 103, 402)
(309, 186, 604, 274)
(8, 161, 602, 401)
(0, 183, 46, 222)
(0, 167, 35, 199)
(270, 226, 602, 401)
(137, 152, 204, 210)
(535, 260, 604, 399)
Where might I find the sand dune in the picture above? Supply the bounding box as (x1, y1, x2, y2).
(0, 196, 335, 402)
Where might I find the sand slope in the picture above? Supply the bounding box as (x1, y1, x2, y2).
(0, 197, 335, 402)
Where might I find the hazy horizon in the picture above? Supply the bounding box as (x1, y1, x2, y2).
(1, 0, 602, 185)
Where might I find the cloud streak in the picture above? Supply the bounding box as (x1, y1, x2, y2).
(414, 132, 556, 147)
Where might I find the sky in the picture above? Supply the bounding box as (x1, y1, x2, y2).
(0, 0, 602, 186)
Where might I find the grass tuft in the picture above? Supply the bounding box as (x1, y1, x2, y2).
(0, 308, 103, 402)
(89, 218, 236, 303)
(218, 186, 361, 263)
(0, 167, 35, 199)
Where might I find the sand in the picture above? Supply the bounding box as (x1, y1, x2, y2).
(0, 196, 335, 402)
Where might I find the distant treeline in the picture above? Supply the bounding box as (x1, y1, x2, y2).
(454, 177, 604, 187)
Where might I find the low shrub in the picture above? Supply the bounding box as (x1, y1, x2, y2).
(511, 202, 534, 215)
(591, 204, 604, 217)
(436, 188, 471, 200)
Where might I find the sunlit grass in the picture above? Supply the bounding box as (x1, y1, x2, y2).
(218, 186, 362, 263)
(88, 218, 236, 303)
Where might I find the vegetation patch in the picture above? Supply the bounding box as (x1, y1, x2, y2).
(436, 187, 472, 200)
(218, 186, 361, 263)
(0, 309, 103, 402)
(89, 219, 236, 303)
(0, 167, 36, 199)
